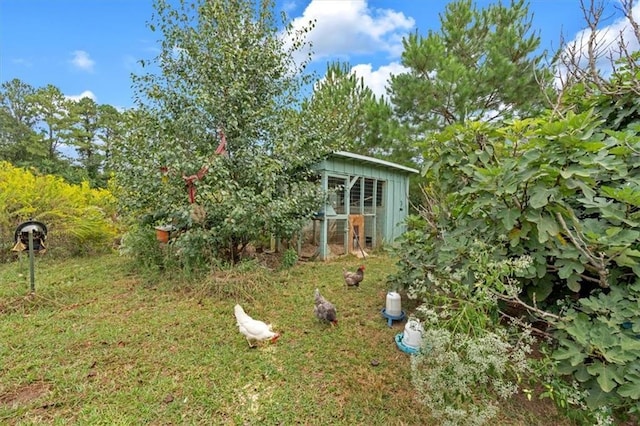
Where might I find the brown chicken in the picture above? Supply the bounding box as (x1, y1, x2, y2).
(343, 265, 365, 288)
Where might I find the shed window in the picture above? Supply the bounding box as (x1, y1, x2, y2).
(328, 176, 346, 214)
(350, 176, 362, 214)
(363, 178, 374, 214)
(376, 180, 385, 207)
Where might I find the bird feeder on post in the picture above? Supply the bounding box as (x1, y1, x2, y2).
(12, 220, 47, 294)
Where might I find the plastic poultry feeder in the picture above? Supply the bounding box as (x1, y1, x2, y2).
(396, 319, 424, 355)
(381, 291, 405, 327)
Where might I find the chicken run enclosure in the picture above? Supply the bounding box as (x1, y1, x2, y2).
(301, 151, 418, 260)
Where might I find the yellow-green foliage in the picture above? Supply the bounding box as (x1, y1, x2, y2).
(0, 161, 119, 261)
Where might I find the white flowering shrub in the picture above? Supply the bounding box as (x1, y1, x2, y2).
(411, 323, 533, 425)
(405, 239, 621, 424)
(403, 240, 538, 424)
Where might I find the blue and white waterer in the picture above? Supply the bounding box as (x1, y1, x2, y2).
(396, 318, 424, 355)
(381, 291, 405, 327)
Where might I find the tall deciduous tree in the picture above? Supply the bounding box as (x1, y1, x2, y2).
(389, 0, 552, 131)
(30, 84, 73, 172)
(114, 0, 329, 263)
(0, 79, 41, 165)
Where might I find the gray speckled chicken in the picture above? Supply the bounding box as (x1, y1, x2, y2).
(314, 288, 338, 326)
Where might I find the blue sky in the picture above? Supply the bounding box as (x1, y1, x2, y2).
(1, 0, 636, 109)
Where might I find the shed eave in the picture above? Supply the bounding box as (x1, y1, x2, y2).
(331, 151, 419, 174)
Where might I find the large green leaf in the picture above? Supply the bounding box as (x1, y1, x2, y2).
(617, 382, 640, 399)
(620, 335, 640, 352)
(566, 274, 581, 292)
(601, 185, 640, 207)
(527, 276, 554, 301)
(560, 164, 593, 179)
(499, 207, 521, 230)
(561, 313, 592, 346)
(557, 259, 585, 280)
(584, 384, 613, 409)
(587, 361, 622, 392)
(537, 213, 559, 241)
(554, 340, 587, 366)
(613, 247, 640, 268)
(574, 365, 592, 382)
(529, 187, 554, 209)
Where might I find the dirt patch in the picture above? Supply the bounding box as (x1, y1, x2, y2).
(253, 251, 283, 270)
(0, 382, 51, 408)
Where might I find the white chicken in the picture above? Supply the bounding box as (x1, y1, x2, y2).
(233, 304, 280, 348)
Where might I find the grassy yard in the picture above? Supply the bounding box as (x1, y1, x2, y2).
(0, 252, 573, 425)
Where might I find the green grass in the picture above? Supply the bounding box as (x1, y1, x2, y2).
(0, 252, 573, 425)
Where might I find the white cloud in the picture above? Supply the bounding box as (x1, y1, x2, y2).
(282, 0, 297, 15)
(560, 3, 640, 79)
(66, 90, 97, 102)
(290, 0, 414, 62)
(70, 50, 95, 72)
(11, 58, 32, 67)
(351, 61, 408, 99)
(123, 54, 140, 71)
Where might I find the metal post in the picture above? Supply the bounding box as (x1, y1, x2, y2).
(28, 230, 35, 293)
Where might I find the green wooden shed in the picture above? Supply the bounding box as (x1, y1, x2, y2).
(302, 151, 418, 260)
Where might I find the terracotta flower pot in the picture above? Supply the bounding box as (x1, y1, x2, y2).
(155, 229, 169, 243)
(154, 225, 175, 244)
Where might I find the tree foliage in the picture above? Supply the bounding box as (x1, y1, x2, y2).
(389, 0, 552, 131)
(303, 61, 417, 164)
(0, 78, 121, 188)
(387, 1, 640, 415)
(0, 79, 42, 167)
(302, 61, 374, 153)
(113, 0, 339, 264)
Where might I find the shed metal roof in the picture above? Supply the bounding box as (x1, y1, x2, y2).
(331, 151, 419, 174)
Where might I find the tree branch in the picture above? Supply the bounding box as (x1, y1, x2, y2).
(499, 310, 555, 339)
(492, 290, 562, 322)
(555, 212, 609, 288)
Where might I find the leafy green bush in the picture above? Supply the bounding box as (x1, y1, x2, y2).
(553, 282, 640, 412)
(0, 161, 119, 261)
(119, 225, 168, 275)
(112, 0, 335, 266)
(280, 248, 298, 270)
(390, 111, 640, 415)
(534, 370, 614, 425)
